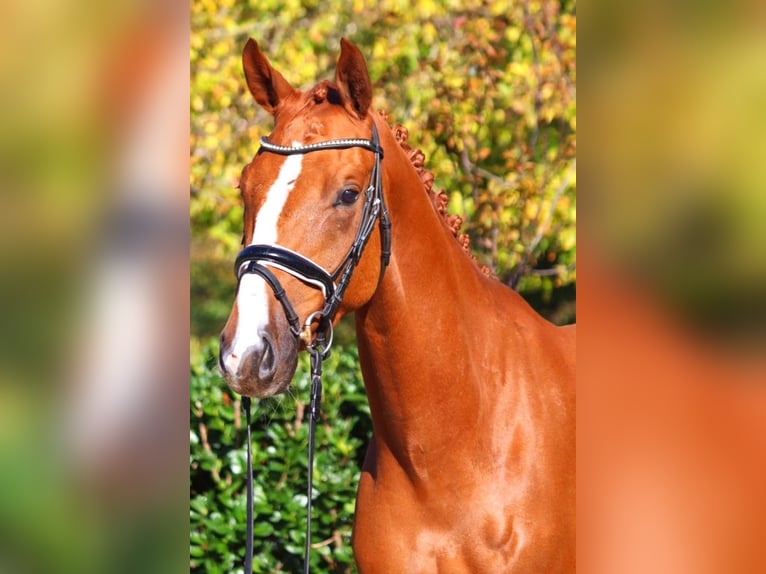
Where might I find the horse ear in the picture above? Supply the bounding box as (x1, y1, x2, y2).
(242, 38, 295, 114)
(335, 38, 372, 118)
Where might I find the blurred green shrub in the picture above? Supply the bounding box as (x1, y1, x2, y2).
(190, 339, 371, 573)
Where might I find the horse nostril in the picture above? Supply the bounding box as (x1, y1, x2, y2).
(258, 334, 277, 380)
(218, 334, 227, 373)
(218, 348, 226, 374)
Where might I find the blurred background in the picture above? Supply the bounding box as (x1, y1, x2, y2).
(190, 0, 575, 571)
(580, 1, 766, 572)
(0, 0, 188, 572)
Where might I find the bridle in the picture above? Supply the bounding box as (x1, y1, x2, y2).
(235, 123, 390, 573)
(236, 123, 389, 343)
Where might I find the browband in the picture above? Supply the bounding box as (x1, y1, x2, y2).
(259, 137, 383, 157)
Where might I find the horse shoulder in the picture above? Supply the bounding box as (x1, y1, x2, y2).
(478, 284, 575, 570)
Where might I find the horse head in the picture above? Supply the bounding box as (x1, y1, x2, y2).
(219, 38, 389, 397)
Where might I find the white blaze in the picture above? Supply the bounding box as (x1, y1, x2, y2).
(224, 149, 303, 374)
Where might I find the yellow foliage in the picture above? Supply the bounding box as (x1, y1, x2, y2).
(191, 0, 576, 318)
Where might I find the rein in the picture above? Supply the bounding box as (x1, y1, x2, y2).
(235, 124, 389, 573)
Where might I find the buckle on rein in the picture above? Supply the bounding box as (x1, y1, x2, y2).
(299, 310, 334, 357)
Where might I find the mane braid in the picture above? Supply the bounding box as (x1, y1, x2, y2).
(378, 110, 493, 277)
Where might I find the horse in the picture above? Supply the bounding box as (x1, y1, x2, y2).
(219, 38, 576, 573)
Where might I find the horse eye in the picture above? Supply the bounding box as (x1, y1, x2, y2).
(338, 188, 361, 206)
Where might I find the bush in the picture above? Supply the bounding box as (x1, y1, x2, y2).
(190, 338, 371, 573)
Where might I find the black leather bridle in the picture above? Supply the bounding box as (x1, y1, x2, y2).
(235, 123, 390, 344)
(236, 123, 390, 574)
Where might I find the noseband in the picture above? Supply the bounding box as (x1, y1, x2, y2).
(234, 124, 390, 574)
(235, 123, 390, 345)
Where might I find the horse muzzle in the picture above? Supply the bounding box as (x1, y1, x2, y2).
(219, 328, 298, 397)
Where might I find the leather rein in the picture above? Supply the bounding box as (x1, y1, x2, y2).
(235, 123, 389, 573)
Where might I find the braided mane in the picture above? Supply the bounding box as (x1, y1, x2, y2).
(379, 111, 492, 276)
(303, 89, 490, 275)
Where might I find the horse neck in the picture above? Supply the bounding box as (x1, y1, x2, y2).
(355, 115, 516, 472)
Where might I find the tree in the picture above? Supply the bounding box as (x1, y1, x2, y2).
(191, 0, 576, 338)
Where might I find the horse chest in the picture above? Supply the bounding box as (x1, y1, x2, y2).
(349, 364, 575, 571)
(352, 455, 570, 573)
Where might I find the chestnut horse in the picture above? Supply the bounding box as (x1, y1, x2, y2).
(219, 38, 575, 573)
